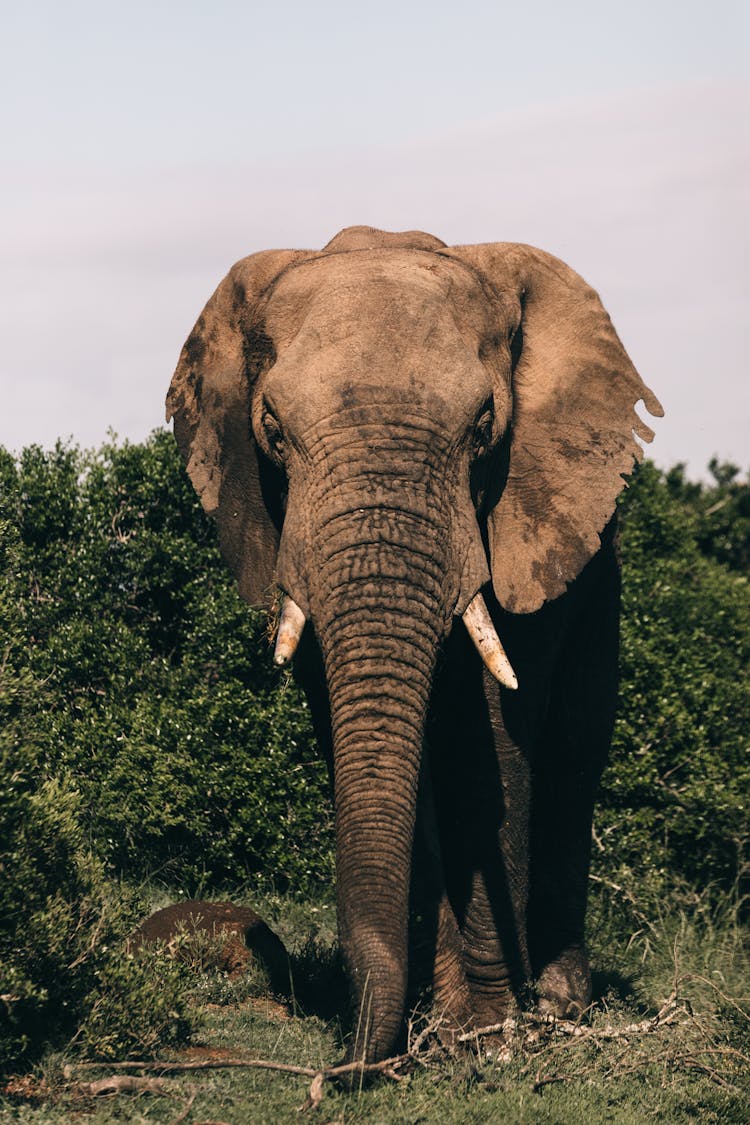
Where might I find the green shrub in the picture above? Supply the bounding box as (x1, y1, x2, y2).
(0, 718, 193, 1075)
(77, 951, 193, 1061)
(665, 458, 750, 573)
(0, 516, 192, 1073)
(0, 434, 333, 892)
(601, 461, 750, 890)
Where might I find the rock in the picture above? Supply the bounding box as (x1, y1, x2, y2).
(130, 901, 290, 993)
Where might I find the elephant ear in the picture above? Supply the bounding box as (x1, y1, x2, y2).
(449, 242, 664, 614)
(166, 249, 309, 607)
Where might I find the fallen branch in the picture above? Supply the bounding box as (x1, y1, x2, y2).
(298, 1071, 325, 1112)
(65, 1051, 410, 1082)
(65, 1051, 410, 1118)
(74, 1075, 187, 1097)
(457, 1019, 516, 1043)
(67, 1056, 318, 1078)
(457, 996, 686, 1046)
(541, 1006, 685, 1042)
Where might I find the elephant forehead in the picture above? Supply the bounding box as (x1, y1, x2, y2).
(260, 249, 495, 346)
(263, 327, 494, 438)
(255, 251, 506, 434)
(260, 300, 495, 434)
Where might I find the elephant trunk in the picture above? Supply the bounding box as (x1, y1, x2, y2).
(317, 554, 446, 1061)
(296, 413, 455, 1061)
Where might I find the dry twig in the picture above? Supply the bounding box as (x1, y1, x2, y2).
(66, 1050, 411, 1114)
(74, 1075, 185, 1097)
(298, 1071, 325, 1112)
(458, 993, 685, 1048)
(66, 1052, 409, 1080)
(72, 1072, 201, 1120)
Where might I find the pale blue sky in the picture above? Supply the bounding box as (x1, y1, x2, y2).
(2, 1, 748, 474)
(4, 1, 746, 164)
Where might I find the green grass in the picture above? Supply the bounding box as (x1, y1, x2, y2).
(2, 882, 747, 1124)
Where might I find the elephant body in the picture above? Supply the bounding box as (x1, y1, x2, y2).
(167, 226, 661, 1062)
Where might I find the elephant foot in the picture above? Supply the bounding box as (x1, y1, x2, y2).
(425, 995, 473, 1057)
(536, 945, 592, 1019)
(464, 985, 520, 1038)
(430, 955, 473, 1034)
(334, 1033, 402, 1088)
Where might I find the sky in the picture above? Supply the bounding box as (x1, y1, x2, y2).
(1, 0, 748, 478)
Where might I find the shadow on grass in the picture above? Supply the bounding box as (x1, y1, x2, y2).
(590, 968, 640, 1007)
(287, 938, 350, 1027)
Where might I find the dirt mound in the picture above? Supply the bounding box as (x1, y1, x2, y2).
(131, 901, 290, 993)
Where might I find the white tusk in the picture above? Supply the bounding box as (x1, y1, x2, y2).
(462, 593, 518, 690)
(273, 596, 306, 666)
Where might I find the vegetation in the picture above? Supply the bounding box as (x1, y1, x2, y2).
(2, 886, 748, 1122)
(0, 436, 331, 893)
(605, 459, 749, 892)
(0, 431, 747, 1118)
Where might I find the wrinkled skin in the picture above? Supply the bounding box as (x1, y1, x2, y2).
(167, 226, 662, 1063)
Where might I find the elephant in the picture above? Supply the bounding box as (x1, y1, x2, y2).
(166, 225, 662, 1064)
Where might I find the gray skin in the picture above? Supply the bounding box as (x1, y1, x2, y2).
(167, 226, 662, 1064)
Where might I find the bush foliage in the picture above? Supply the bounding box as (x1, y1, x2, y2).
(0, 521, 192, 1069)
(0, 431, 747, 1071)
(605, 459, 749, 889)
(0, 435, 332, 893)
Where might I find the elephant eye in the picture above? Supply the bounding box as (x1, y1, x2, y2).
(262, 406, 285, 461)
(473, 407, 494, 456)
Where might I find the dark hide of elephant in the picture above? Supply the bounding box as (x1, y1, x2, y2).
(166, 226, 662, 1063)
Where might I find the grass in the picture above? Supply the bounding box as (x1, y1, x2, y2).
(1, 880, 747, 1124)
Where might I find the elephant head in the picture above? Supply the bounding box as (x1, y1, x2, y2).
(166, 225, 662, 1059)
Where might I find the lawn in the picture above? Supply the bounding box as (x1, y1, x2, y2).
(2, 881, 747, 1124)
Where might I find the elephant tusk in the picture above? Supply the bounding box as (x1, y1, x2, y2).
(273, 596, 306, 666)
(462, 593, 518, 690)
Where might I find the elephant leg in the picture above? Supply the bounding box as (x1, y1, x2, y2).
(457, 690, 532, 1028)
(293, 630, 334, 784)
(527, 547, 620, 1018)
(409, 757, 472, 1036)
(430, 637, 533, 1030)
